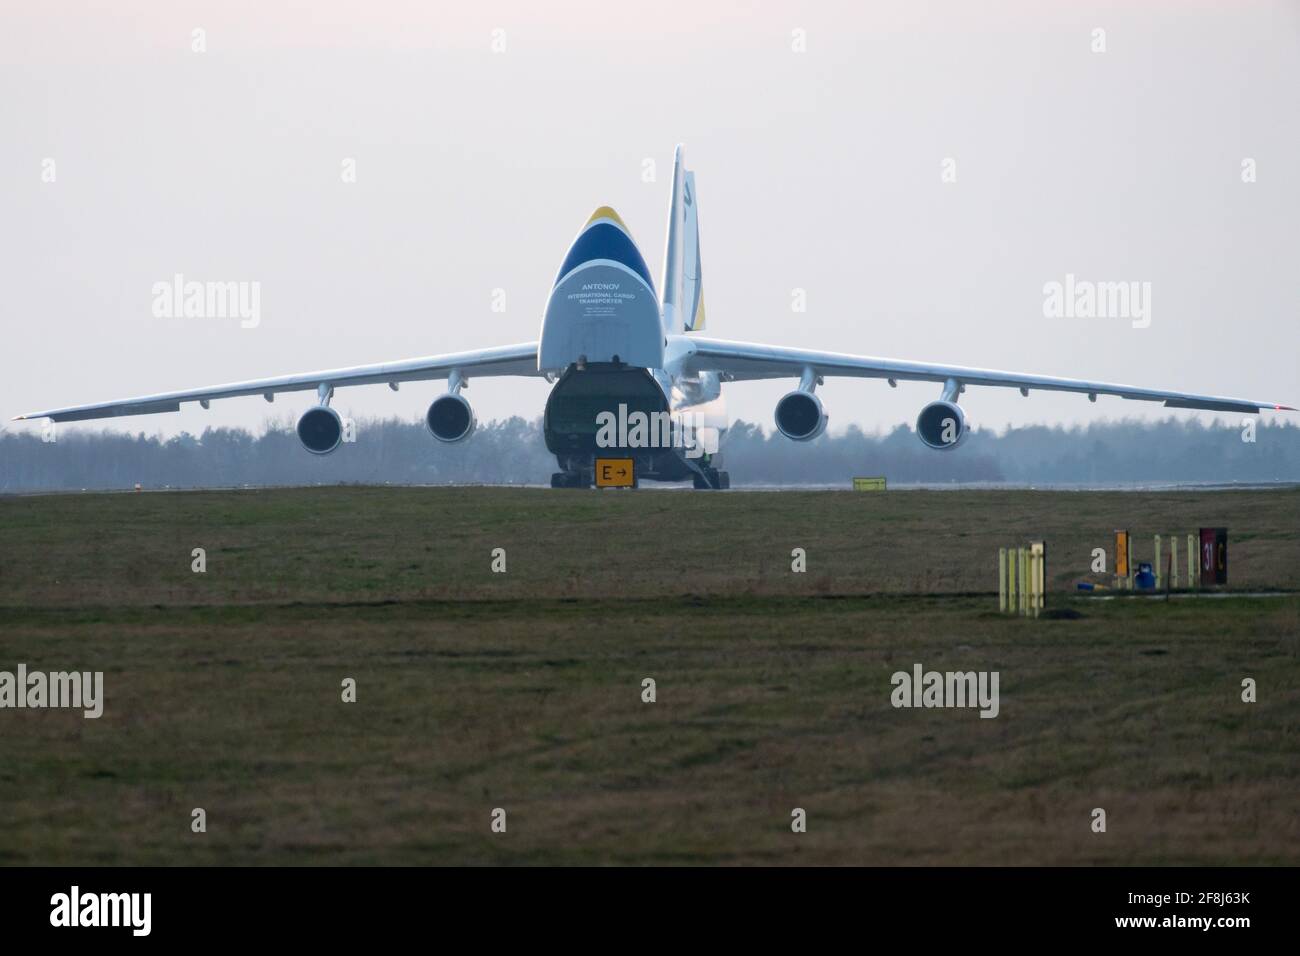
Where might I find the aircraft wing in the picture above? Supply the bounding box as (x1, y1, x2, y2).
(13, 342, 543, 423)
(678, 337, 1294, 414)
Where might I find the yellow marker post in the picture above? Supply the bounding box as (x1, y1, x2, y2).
(1154, 535, 1162, 589)
(1025, 548, 1033, 615)
(1035, 552, 1042, 617)
(1027, 549, 1036, 617)
(1114, 530, 1129, 590)
(594, 458, 635, 488)
(1171, 535, 1179, 589)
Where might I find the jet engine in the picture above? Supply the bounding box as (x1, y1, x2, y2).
(297, 405, 344, 455)
(774, 390, 828, 441)
(915, 400, 966, 450)
(426, 393, 476, 443)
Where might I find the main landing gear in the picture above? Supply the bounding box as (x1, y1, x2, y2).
(551, 471, 591, 489)
(691, 466, 730, 490)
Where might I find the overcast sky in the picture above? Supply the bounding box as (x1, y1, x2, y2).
(2, 0, 1296, 440)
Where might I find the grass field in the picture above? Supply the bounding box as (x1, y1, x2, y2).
(1, 486, 1297, 865)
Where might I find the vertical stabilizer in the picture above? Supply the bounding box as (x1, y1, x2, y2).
(660, 146, 706, 333)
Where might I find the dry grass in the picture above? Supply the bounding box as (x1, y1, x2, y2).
(1, 485, 1297, 607)
(0, 487, 1297, 864)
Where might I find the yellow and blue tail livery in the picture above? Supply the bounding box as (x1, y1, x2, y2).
(662, 145, 707, 333)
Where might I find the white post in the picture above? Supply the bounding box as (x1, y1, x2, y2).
(1019, 548, 1028, 615)
(1006, 548, 1014, 612)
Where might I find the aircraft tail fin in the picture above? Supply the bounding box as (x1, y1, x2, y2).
(661, 145, 706, 333)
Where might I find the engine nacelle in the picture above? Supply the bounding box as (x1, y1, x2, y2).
(297, 406, 344, 455)
(426, 393, 476, 443)
(916, 400, 966, 450)
(774, 390, 828, 441)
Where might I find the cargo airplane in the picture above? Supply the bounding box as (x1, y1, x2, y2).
(14, 147, 1294, 489)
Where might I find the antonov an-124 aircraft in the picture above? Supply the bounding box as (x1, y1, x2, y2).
(15, 147, 1294, 489)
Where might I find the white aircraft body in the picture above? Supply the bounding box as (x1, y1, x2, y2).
(15, 147, 1294, 489)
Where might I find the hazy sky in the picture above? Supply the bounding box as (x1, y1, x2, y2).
(2, 1, 1297, 440)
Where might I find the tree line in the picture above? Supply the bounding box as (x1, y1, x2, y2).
(2, 417, 1297, 492)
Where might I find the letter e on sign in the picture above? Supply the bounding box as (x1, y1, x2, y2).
(595, 458, 634, 488)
